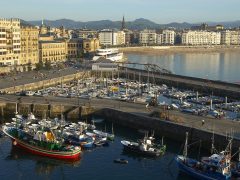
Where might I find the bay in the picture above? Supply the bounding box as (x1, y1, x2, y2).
(126, 52, 240, 83)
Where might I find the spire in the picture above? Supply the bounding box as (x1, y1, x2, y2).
(42, 18, 44, 26)
(121, 15, 126, 30)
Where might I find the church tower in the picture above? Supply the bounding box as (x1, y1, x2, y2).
(121, 16, 126, 30)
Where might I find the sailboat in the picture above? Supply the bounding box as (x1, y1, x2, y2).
(175, 132, 231, 180)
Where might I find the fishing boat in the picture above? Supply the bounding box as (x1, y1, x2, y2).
(64, 134, 95, 149)
(175, 132, 232, 180)
(121, 133, 166, 157)
(93, 128, 114, 141)
(3, 126, 81, 161)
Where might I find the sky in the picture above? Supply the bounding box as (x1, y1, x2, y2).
(0, 0, 239, 23)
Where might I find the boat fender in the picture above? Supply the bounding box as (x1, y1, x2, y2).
(13, 140, 17, 145)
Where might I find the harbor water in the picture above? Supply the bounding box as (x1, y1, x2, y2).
(126, 52, 240, 83)
(0, 121, 203, 180)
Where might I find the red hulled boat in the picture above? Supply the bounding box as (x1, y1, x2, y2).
(3, 126, 81, 161)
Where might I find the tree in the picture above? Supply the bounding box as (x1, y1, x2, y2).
(45, 60, 52, 70)
(27, 63, 32, 71)
(35, 61, 44, 71)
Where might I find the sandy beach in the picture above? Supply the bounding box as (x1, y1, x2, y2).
(119, 45, 240, 55)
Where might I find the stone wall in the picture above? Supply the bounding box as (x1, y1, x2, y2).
(97, 108, 240, 150)
(0, 71, 91, 94)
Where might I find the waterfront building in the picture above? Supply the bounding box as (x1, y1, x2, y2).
(20, 26, 39, 65)
(181, 31, 221, 45)
(83, 38, 100, 54)
(221, 30, 240, 45)
(162, 30, 175, 45)
(66, 38, 83, 60)
(221, 30, 231, 45)
(99, 29, 125, 46)
(0, 18, 21, 66)
(139, 29, 157, 45)
(156, 30, 176, 45)
(39, 40, 67, 63)
(116, 31, 125, 45)
(67, 38, 100, 59)
(156, 34, 163, 45)
(99, 29, 116, 46)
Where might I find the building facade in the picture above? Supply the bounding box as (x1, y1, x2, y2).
(139, 29, 157, 45)
(39, 40, 67, 63)
(20, 26, 39, 65)
(116, 31, 125, 45)
(162, 30, 175, 45)
(181, 31, 221, 45)
(66, 38, 83, 60)
(0, 18, 21, 66)
(83, 38, 100, 54)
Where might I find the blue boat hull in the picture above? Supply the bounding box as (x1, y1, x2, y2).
(175, 156, 230, 180)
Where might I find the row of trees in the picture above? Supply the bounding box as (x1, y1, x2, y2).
(35, 60, 52, 71)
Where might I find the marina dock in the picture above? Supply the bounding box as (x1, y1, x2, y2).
(1, 67, 240, 150)
(1, 94, 240, 150)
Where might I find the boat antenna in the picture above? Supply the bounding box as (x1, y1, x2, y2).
(15, 102, 18, 114)
(183, 132, 188, 158)
(238, 147, 240, 163)
(211, 129, 215, 154)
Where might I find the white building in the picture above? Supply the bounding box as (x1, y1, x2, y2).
(181, 31, 221, 45)
(162, 30, 175, 45)
(139, 29, 157, 45)
(99, 29, 125, 46)
(0, 18, 21, 66)
(156, 34, 163, 45)
(221, 30, 240, 45)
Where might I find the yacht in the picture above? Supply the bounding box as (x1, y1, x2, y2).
(92, 49, 125, 62)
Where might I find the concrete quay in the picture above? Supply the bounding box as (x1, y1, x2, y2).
(119, 67, 240, 100)
(1, 95, 240, 150)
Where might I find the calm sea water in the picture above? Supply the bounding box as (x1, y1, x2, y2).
(126, 52, 240, 83)
(0, 122, 199, 180)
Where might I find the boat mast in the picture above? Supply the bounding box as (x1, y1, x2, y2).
(211, 129, 215, 154)
(112, 123, 114, 135)
(183, 132, 188, 158)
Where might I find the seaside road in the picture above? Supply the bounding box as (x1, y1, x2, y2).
(1, 94, 240, 139)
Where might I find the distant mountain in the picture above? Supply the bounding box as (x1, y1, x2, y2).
(27, 18, 240, 30)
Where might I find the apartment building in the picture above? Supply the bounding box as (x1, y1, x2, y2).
(20, 26, 39, 65)
(39, 40, 67, 63)
(181, 31, 221, 45)
(98, 29, 125, 46)
(162, 30, 175, 45)
(221, 30, 240, 45)
(139, 29, 157, 45)
(0, 18, 21, 66)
